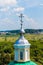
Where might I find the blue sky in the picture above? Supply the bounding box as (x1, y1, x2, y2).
(0, 0, 43, 31)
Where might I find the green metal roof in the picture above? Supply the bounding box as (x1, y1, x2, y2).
(8, 61, 37, 65)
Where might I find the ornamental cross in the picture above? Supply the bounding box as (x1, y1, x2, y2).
(19, 14, 24, 29)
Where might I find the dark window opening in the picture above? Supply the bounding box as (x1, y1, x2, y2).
(20, 51, 23, 60)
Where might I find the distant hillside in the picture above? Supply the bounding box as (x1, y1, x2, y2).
(0, 29, 43, 34)
(25, 29, 43, 34)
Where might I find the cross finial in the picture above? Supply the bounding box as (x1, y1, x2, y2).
(19, 13, 24, 29)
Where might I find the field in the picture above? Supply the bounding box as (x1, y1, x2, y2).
(0, 34, 43, 65)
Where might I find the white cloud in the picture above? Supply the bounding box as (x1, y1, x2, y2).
(0, 6, 11, 12)
(0, 18, 13, 29)
(14, 7, 25, 12)
(23, 0, 43, 7)
(0, 0, 17, 6)
(16, 13, 20, 16)
(24, 15, 40, 29)
(0, 7, 9, 12)
(40, 4, 43, 6)
(0, 17, 20, 30)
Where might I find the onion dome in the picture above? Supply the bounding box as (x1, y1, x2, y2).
(14, 35, 30, 45)
(14, 35, 30, 49)
(15, 35, 30, 45)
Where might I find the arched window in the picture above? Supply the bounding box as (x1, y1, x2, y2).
(20, 51, 23, 60)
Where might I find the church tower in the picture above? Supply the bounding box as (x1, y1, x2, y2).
(14, 14, 30, 62)
(8, 14, 37, 65)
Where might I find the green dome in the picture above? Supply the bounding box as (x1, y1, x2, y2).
(8, 61, 37, 65)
